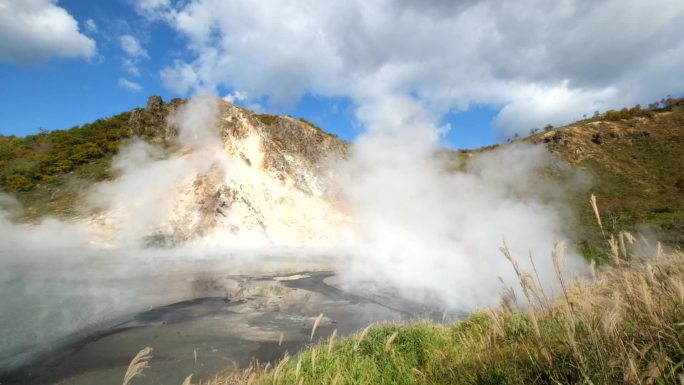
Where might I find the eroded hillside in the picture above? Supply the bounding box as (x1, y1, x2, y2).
(1, 96, 682, 252)
(0, 96, 351, 246)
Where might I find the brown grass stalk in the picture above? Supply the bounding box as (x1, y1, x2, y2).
(310, 313, 324, 342)
(122, 347, 153, 385)
(328, 328, 337, 354)
(590, 194, 604, 235)
(384, 331, 399, 352)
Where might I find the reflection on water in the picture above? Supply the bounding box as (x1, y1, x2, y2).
(1, 249, 433, 385)
(0, 249, 322, 371)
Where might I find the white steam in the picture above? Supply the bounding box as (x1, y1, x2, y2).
(87, 96, 226, 246)
(333, 95, 586, 309)
(0, 93, 589, 371)
(0, 97, 231, 370)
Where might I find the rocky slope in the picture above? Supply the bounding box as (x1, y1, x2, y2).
(100, 96, 352, 247)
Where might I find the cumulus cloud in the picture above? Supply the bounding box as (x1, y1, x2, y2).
(119, 34, 149, 77)
(161, 60, 200, 94)
(222, 90, 247, 104)
(149, 0, 684, 136)
(0, 0, 96, 64)
(119, 35, 148, 58)
(494, 83, 618, 134)
(118, 77, 143, 92)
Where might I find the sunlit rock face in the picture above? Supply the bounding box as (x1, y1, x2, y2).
(91, 97, 353, 248)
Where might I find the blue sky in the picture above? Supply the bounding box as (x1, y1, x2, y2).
(0, 0, 498, 148)
(0, 0, 682, 149)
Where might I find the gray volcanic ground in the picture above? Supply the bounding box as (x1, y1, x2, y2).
(1, 261, 435, 385)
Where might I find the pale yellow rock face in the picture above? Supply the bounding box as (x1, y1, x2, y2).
(90, 99, 353, 248)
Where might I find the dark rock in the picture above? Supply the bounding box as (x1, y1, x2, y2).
(146, 95, 164, 111)
(591, 133, 603, 145)
(632, 131, 651, 139)
(127, 96, 183, 141)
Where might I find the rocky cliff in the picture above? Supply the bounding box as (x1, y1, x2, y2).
(90, 96, 352, 247)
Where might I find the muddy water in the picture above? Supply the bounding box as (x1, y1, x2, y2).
(1, 271, 423, 385)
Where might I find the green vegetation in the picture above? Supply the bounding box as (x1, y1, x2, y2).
(255, 113, 279, 126)
(587, 97, 684, 123)
(0, 112, 132, 218)
(256, 113, 335, 136)
(601, 105, 654, 121)
(559, 105, 684, 253)
(210, 238, 683, 384)
(298, 117, 324, 132)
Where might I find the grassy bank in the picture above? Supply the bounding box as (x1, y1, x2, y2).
(122, 232, 684, 385)
(206, 246, 683, 385)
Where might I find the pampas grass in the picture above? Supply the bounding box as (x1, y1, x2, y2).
(354, 323, 374, 351)
(200, 244, 684, 385)
(310, 313, 324, 342)
(384, 331, 399, 352)
(181, 374, 193, 385)
(328, 328, 337, 354)
(122, 347, 153, 385)
(590, 194, 604, 234)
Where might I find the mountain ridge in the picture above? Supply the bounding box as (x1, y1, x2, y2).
(1, 96, 682, 253)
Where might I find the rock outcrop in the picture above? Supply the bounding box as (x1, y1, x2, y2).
(127, 96, 185, 142)
(101, 96, 352, 247)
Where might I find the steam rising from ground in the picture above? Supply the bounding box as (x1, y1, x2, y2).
(0, 94, 588, 371)
(333, 95, 586, 308)
(87, 96, 226, 246)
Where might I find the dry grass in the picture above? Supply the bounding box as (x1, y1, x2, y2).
(310, 313, 324, 342)
(121, 347, 153, 385)
(134, 245, 684, 384)
(200, 236, 684, 384)
(590, 194, 604, 235)
(129, 248, 684, 385)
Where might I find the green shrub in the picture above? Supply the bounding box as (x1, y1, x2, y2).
(5, 174, 34, 191)
(0, 111, 131, 194)
(255, 114, 278, 126)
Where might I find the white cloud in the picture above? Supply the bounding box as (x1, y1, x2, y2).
(119, 35, 149, 77)
(161, 60, 199, 94)
(119, 35, 148, 58)
(0, 0, 96, 64)
(222, 90, 247, 104)
(122, 57, 141, 76)
(494, 83, 618, 135)
(118, 77, 143, 92)
(130, 0, 174, 21)
(150, 0, 684, 136)
(84, 18, 97, 33)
